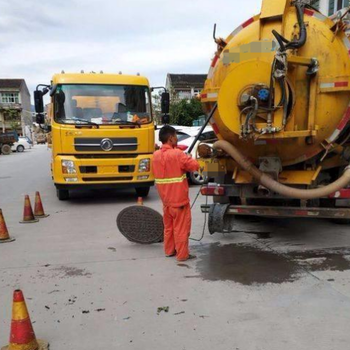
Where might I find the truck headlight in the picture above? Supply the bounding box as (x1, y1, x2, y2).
(138, 159, 150, 173)
(62, 160, 76, 174)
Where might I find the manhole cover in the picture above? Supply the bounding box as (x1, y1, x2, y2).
(117, 205, 164, 244)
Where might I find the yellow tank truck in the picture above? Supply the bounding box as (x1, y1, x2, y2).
(34, 72, 169, 200)
(194, 0, 350, 232)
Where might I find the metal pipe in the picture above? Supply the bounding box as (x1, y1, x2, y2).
(187, 103, 218, 154)
(287, 2, 307, 50)
(214, 140, 350, 200)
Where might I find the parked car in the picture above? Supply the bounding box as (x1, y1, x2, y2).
(155, 126, 217, 185)
(11, 137, 32, 153)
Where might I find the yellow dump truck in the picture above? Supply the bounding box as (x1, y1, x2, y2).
(196, 0, 350, 232)
(34, 73, 163, 200)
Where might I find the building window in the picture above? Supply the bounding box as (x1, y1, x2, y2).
(329, 0, 349, 16)
(178, 91, 192, 100)
(310, 0, 320, 9)
(1, 92, 20, 104)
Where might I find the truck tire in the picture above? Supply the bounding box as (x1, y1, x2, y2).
(208, 203, 231, 235)
(189, 171, 208, 185)
(57, 189, 69, 200)
(1, 144, 11, 155)
(135, 187, 150, 198)
(16, 145, 25, 153)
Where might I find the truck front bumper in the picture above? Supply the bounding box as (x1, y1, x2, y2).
(53, 154, 154, 187)
(55, 181, 154, 191)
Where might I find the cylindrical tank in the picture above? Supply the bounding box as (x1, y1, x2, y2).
(202, 0, 350, 167)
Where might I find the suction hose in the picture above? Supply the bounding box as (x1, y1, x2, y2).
(214, 140, 350, 200)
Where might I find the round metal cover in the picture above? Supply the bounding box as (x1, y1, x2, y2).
(117, 205, 164, 244)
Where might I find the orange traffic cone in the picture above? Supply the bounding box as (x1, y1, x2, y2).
(0, 209, 15, 244)
(1, 290, 49, 350)
(19, 195, 39, 224)
(34, 192, 49, 218)
(137, 197, 144, 205)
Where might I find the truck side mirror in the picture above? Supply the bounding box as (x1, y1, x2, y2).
(161, 115, 170, 125)
(34, 90, 44, 114)
(161, 92, 170, 114)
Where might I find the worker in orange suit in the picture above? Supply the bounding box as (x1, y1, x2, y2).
(152, 125, 200, 261)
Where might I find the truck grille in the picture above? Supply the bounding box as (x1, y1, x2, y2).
(74, 138, 138, 152)
(80, 166, 97, 174)
(79, 166, 135, 174)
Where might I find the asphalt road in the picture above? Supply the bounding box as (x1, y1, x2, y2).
(1, 146, 350, 349)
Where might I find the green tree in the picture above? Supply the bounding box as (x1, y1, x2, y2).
(1, 108, 21, 122)
(169, 98, 203, 126)
(152, 93, 162, 125)
(0, 108, 21, 132)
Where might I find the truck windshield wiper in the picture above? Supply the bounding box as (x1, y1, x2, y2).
(61, 118, 100, 128)
(112, 120, 141, 127)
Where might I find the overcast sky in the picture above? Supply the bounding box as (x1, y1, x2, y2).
(0, 0, 261, 102)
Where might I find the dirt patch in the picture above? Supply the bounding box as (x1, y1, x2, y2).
(195, 243, 300, 285)
(52, 266, 92, 278)
(195, 244, 350, 285)
(290, 248, 350, 272)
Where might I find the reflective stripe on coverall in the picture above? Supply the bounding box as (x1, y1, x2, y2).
(153, 144, 199, 261)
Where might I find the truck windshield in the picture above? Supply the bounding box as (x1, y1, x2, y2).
(54, 84, 152, 125)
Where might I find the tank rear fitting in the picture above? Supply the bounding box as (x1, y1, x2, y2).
(214, 140, 350, 200)
(257, 185, 271, 197)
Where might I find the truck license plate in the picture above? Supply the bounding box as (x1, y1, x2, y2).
(99, 166, 117, 174)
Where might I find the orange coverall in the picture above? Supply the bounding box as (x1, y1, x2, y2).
(153, 144, 199, 261)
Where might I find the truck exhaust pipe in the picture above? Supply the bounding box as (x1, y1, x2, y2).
(214, 140, 350, 200)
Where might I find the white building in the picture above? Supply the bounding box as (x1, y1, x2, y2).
(313, 0, 349, 16)
(0, 79, 32, 137)
(165, 74, 207, 100)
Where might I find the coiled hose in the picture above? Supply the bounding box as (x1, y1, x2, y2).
(214, 140, 350, 200)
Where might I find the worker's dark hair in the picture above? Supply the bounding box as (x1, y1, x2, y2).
(159, 125, 176, 144)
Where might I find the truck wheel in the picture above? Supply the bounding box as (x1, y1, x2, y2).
(57, 189, 69, 200)
(189, 171, 208, 185)
(1, 144, 11, 155)
(135, 187, 150, 198)
(16, 145, 25, 153)
(208, 203, 231, 235)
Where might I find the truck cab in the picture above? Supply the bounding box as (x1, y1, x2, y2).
(35, 73, 156, 200)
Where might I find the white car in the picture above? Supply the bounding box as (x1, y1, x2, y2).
(155, 125, 217, 185)
(11, 137, 32, 153)
(155, 125, 183, 147)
